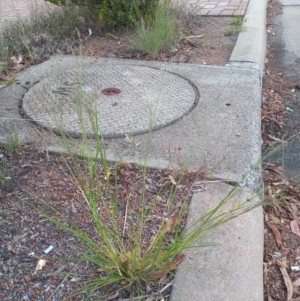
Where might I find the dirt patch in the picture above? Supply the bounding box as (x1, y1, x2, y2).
(262, 2, 300, 301)
(0, 143, 208, 301)
(74, 16, 237, 66)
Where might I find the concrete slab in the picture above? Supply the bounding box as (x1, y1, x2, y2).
(228, 0, 268, 78)
(14, 56, 262, 187)
(0, 83, 40, 143)
(171, 182, 264, 301)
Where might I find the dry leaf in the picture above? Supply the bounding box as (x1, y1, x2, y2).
(172, 254, 186, 267)
(267, 222, 282, 248)
(269, 214, 280, 225)
(148, 270, 166, 280)
(166, 214, 179, 233)
(34, 259, 47, 274)
(148, 254, 185, 280)
(279, 266, 293, 300)
(10, 55, 22, 64)
(104, 171, 111, 180)
(291, 220, 300, 238)
(121, 162, 132, 169)
(169, 175, 177, 186)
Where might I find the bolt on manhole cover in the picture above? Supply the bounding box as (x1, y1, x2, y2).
(22, 65, 199, 138)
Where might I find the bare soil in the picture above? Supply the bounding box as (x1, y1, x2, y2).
(262, 2, 300, 301)
(73, 16, 237, 66)
(0, 143, 207, 301)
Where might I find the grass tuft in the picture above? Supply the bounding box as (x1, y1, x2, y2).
(132, 3, 179, 58)
(0, 130, 21, 156)
(23, 71, 263, 299)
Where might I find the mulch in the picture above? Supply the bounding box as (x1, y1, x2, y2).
(0, 143, 207, 301)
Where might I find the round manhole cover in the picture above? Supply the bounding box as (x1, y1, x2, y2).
(22, 65, 198, 138)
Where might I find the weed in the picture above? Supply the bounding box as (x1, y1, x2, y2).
(202, 38, 211, 48)
(4, 77, 16, 86)
(224, 28, 235, 36)
(24, 65, 262, 299)
(224, 15, 244, 36)
(132, 3, 179, 57)
(1, 130, 21, 156)
(0, 3, 99, 64)
(231, 15, 243, 26)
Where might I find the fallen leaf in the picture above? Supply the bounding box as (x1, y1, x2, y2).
(120, 162, 132, 169)
(166, 214, 179, 233)
(104, 171, 111, 180)
(34, 259, 47, 274)
(148, 254, 185, 280)
(269, 214, 280, 225)
(267, 222, 282, 248)
(169, 175, 177, 186)
(172, 254, 186, 266)
(10, 55, 22, 64)
(148, 270, 166, 280)
(291, 220, 300, 238)
(70, 277, 81, 282)
(279, 266, 293, 300)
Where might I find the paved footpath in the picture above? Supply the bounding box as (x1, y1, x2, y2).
(182, 0, 250, 16)
(0, 0, 51, 23)
(0, 0, 250, 24)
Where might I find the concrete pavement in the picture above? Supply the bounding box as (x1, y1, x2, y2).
(0, 0, 268, 300)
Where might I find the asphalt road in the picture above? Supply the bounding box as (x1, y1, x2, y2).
(267, 0, 300, 181)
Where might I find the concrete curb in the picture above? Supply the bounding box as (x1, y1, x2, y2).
(227, 0, 268, 79)
(171, 183, 264, 301)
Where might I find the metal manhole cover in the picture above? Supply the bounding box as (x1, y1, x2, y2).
(22, 65, 198, 138)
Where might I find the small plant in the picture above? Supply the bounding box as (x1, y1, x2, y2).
(2, 131, 22, 156)
(0, 3, 99, 64)
(231, 15, 243, 26)
(5, 77, 17, 86)
(99, 0, 159, 27)
(25, 74, 262, 299)
(224, 28, 235, 36)
(224, 15, 244, 36)
(132, 3, 178, 57)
